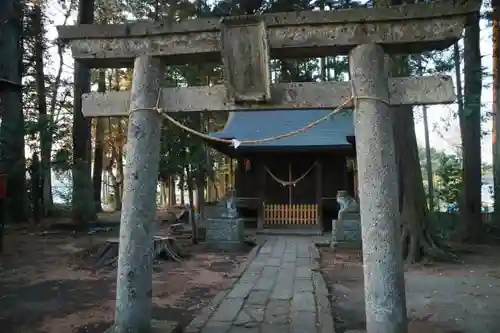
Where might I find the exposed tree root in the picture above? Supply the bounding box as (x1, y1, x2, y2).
(401, 224, 460, 265)
(390, 92, 460, 265)
(153, 236, 184, 262)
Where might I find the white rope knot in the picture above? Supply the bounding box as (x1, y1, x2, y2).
(231, 139, 242, 149)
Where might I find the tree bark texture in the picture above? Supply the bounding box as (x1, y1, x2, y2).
(169, 175, 176, 205)
(33, 4, 54, 216)
(92, 69, 106, 212)
(186, 163, 198, 244)
(377, 0, 453, 263)
(393, 104, 455, 262)
(493, 2, 500, 224)
(72, 0, 96, 224)
(0, 0, 26, 223)
(460, 10, 483, 242)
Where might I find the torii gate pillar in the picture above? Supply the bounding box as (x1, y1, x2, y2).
(350, 43, 407, 333)
(55, 2, 479, 332)
(114, 55, 163, 333)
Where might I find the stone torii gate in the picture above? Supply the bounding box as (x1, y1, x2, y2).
(58, 2, 478, 333)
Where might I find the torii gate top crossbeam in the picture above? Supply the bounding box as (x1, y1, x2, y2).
(57, 1, 479, 68)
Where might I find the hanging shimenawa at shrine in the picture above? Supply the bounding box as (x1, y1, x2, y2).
(205, 108, 358, 232)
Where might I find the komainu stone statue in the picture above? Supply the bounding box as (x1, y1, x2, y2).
(205, 188, 244, 250)
(223, 188, 238, 218)
(331, 190, 360, 247)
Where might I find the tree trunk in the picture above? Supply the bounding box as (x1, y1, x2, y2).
(169, 175, 176, 205)
(106, 147, 123, 212)
(45, 4, 73, 215)
(30, 152, 41, 224)
(180, 171, 185, 205)
(185, 164, 198, 244)
(393, 105, 455, 262)
(161, 181, 168, 207)
(320, 58, 327, 82)
(157, 179, 166, 207)
(72, 0, 96, 225)
(493, 0, 500, 224)
(106, 170, 118, 210)
(196, 172, 205, 218)
(115, 119, 124, 211)
(92, 70, 106, 212)
(319, 1, 328, 81)
(422, 104, 435, 211)
(0, 0, 25, 223)
(102, 171, 109, 204)
(460, 10, 483, 242)
(33, 4, 54, 217)
(378, 0, 454, 262)
(194, 113, 205, 219)
(213, 181, 219, 200)
(103, 119, 122, 212)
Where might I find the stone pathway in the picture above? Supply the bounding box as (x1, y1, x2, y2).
(185, 236, 334, 333)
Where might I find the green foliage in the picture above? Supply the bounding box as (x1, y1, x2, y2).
(152, 0, 373, 191)
(52, 170, 72, 207)
(21, 1, 74, 172)
(435, 152, 463, 205)
(418, 146, 440, 175)
(52, 148, 72, 172)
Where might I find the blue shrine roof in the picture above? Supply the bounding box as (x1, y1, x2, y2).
(209, 109, 354, 149)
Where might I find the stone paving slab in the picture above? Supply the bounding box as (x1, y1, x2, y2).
(185, 236, 335, 333)
(104, 320, 180, 333)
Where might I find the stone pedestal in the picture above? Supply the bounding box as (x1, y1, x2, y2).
(343, 212, 361, 243)
(331, 219, 343, 246)
(332, 190, 362, 249)
(331, 214, 361, 248)
(205, 217, 245, 251)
